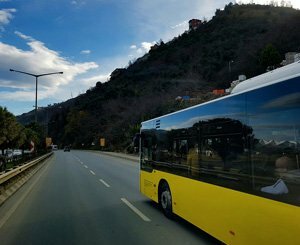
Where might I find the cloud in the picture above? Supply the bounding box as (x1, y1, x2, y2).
(239, 0, 298, 8)
(262, 93, 300, 110)
(70, 0, 86, 7)
(0, 31, 99, 102)
(14, 31, 35, 41)
(171, 20, 188, 30)
(0, 8, 16, 30)
(81, 74, 110, 87)
(141, 42, 154, 52)
(80, 49, 91, 54)
(129, 41, 156, 57)
(131, 0, 226, 42)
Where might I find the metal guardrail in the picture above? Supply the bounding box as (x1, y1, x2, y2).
(0, 152, 53, 185)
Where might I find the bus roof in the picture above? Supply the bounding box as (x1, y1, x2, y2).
(231, 61, 300, 94)
(142, 61, 300, 125)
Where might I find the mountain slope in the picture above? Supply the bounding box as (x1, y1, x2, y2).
(18, 3, 300, 151)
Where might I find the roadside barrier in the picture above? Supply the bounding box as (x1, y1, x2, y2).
(0, 152, 53, 206)
(0, 152, 52, 185)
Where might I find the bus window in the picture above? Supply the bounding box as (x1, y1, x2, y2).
(173, 139, 188, 164)
(140, 131, 155, 171)
(199, 115, 252, 191)
(247, 80, 300, 206)
(187, 142, 200, 177)
(171, 137, 200, 177)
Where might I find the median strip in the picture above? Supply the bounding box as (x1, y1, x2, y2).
(121, 198, 151, 222)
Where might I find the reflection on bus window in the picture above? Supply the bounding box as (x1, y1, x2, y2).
(199, 117, 251, 192)
(187, 143, 199, 177)
(141, 131, 155, 171)
(248, 81, 300, 205)
(173, 139, 188, 164)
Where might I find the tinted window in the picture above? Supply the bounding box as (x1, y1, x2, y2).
(247, 78, 300, 206)
(198, 94, 251, 192)
(140, 122, 155, 172)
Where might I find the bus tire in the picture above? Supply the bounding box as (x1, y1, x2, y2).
(160, 182, 173, 219)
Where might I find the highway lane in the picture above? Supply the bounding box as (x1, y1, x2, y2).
(0, 150, 219, 245)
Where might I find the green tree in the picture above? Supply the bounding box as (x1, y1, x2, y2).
(24, 122, 45, 150)
(23, 127, 40, 149)
(259, 43, 282, 70)
(63, 110, 89, 147)
(0, 107, 22, 153)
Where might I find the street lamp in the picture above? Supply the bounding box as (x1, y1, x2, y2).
(9, 69, 63, 122)
(228, 60, 234, 81)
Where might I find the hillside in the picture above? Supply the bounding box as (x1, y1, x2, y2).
(17, 3, 300, 151)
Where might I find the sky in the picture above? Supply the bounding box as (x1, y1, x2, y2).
(0, 0, 299, 116)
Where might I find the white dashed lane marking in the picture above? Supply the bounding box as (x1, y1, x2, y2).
(74, 156, 150, 223)
(121, 198, 151, 222)
(99, 179, 110, 188)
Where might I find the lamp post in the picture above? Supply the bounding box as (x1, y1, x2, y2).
(228, 60, 234, 81)
(9, 69, 63, 122)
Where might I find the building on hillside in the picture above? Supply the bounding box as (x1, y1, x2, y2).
(189, 19, 202, 31)
(176, 96, 190, 102)
(281, 52, 300, 66)
(225, 75, 247, 93)
(212, 89, 225, 95)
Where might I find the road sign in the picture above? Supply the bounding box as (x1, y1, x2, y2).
(100, 138, 105, 147)
(46, 137, 52, 147)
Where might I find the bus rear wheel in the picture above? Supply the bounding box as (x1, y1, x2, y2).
(160, 182, 173, 218)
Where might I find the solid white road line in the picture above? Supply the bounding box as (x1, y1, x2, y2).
(90, 170, 96, 175)
(99, 179, 110, 188)
(121, 198, 151, 222)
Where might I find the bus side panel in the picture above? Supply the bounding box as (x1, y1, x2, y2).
(141, 169, 300, 245)
(140, 170, 159, 203)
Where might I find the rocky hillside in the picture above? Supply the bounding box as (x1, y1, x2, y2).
(18, 3, 300, 151)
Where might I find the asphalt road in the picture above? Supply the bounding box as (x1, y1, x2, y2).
(0, 150, 219, 245)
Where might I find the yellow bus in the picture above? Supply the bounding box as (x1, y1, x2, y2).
(139, 62, 300, 244)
